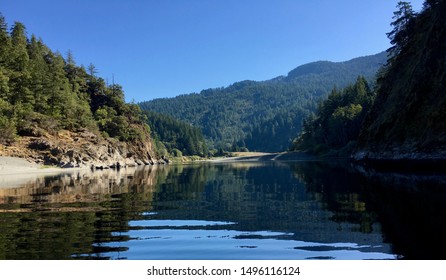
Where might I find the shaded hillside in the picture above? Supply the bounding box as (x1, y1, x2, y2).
(140, 52, 386, 152)
(353, 0, 446, 161)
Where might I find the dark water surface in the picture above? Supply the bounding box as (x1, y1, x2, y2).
(0, 160, 445, 259)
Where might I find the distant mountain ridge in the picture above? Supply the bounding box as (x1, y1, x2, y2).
(286, 53, 386, 80)
(140, 52, 387, 152)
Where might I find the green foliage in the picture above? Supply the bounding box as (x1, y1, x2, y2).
(0, 13, 149, 145)
(143, 110, 208, 157)
(292, 77, 373, 155)
(171, 148, 183, 157)
(387, 2, 416, 58)
(0, 98, 16, 144)
(140, 53, 386, 152)
(0, 67, 9, 99)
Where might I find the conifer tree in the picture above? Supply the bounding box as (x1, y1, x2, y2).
(46, 51, 70, 118)
(9, 22, 32, 106)
(28, 35, 50, 113)
(387, 1, 416, 58)
(0, 13, 10, 65)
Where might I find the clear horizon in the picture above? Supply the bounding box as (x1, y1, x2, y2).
(1, 0, 424, 102)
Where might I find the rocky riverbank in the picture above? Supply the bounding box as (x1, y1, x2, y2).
(0, 128, 167, 170)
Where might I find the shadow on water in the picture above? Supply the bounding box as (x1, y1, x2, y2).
(352, 164, 446, 259)
(290, 160, 446, 259)
(0, 161, 444, 259)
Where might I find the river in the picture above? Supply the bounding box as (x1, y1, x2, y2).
(0, 160, 445, 259)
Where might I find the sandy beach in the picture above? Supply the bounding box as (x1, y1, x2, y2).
(0, 156, 63, 174)
(0, 156, 77, 188)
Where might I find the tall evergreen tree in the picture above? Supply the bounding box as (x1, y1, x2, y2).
(87, 63, 97, 78)
(9, 22, 32, 106)
(46, 51, 70, 118)
(28, 35, 50, 113)
(0, 13, 10, 65)
(387, 1, 416, 58)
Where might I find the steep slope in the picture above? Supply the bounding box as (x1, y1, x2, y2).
(354, 1, 446, 161)
(140, 52, 386, 152)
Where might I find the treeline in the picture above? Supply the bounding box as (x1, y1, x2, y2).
(0, 14, 149, 145)
(143, 110, 207, 157)
(291, 77, 373, 155)
(140, 52, 385, 153)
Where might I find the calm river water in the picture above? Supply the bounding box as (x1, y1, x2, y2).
(0, 160, 445, 259)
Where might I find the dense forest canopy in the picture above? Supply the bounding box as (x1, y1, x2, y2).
(140, 52, 386, 153)
(291, 76, 373, 155)
(143, 110, 208, 157)
(0, 14, 151, 146)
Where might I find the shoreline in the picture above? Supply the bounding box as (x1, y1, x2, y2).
(0, 156, 80, 176)
(209, 151, 321, 162)
(0, 156, 85, 189)
(0, 156, 160, 189)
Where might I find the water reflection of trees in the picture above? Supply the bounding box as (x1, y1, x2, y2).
(150, 162, 389, 250)
(290, 160, 446, 259)
(289, 161, 378, 234)
(2, 161, 443, 259)
(0, 166, 170, 206)
(0, 166, 168, 259)
(354, 166, 446, 259)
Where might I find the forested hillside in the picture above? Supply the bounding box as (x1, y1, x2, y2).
(0, 14, 160, 167)
(140, 52, 386, 152)
(354, 0, 446, 161)
(143, 110, 208, 157)
(291, 76, 374, 156)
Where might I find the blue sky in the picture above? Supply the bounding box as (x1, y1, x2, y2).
(1, 0, 424, 102)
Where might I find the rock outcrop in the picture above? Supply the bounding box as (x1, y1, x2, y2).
(0, 128, 166, 169)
